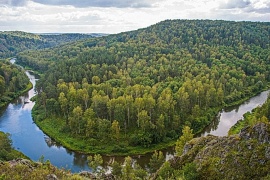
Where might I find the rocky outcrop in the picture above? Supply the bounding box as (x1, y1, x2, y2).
(3, 158, 117, 180)
(46, 174, 58, 180)
(9, 158, 34, 169)
(169, 123, 270, 180)
(240, 122, 270, 144)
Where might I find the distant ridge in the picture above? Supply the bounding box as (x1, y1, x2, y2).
(0, 31, 94, 58)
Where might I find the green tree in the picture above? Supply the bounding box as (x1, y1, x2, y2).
(137, 110, 153, 132)
(122, 156, 135, 180)
(92, 76, 100, 85)
(134, 162, 148, 180)
(87, 154, 103, 174)
(111, 161, 122, 179)
(149, 151, 165, 173)
(175, 126, 194, 156)
(84, 108, 97, 137)
(70, 106, 83, 134)
(58, 92, 69, 124)
(157, 161, 174, 179)
(181, 162, 199, 180)
(0, 75, 5, 95)
(111, 120, 120, 142)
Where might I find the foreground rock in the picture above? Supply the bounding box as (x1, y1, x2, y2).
(169, 122, 270, 180)
(1, 158, 116, 180)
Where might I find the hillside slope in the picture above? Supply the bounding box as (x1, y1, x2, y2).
(166, 122, 270, 180)
(16, 19, 270, 154)
(0, 31, 93, 58)
(0, 60, 30, 107)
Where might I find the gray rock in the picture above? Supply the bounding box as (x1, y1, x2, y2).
(9, 158, 33, 169)
(240, 123, 270, 144)
(46, 174, 58, 180)
(265, 146, 270, 159)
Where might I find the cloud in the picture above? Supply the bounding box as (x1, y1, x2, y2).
(31, 0, 157, 8)
(219, 0, 270, 14)
(0, 0, 27, 6)
(247, 1, 270, 14)
(220, 0, 251, 9)
(0, 0, 269, 34)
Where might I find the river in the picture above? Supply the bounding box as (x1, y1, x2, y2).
(0, 66, 269, 172)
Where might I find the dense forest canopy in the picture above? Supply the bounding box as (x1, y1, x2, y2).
(16, 19, 270, 153)
(0, 31, 93, 58)
(0, 60, 30, 107)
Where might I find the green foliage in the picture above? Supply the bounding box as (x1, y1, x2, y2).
(122, 156, 135, 180)
(0, 60, 30, 107)
(134, 163, 148, 180)
(38, 155, 45, 163)
(18, 19, 270, 153)
(157, 161, 174, 179)
(111, 161, 122, 178)
(87, 154, 103, 174)
(0, 132, 27, 161)
(169, 121, 270, 180)
(111, 120, 120, 141)
(181, 162, 199, 180)
(110, 157, 148, 180)
(229, 94, 270, 135)
(175, 126, 194, 156)
(149, 151, 165, 173)
(0, 31, 92, 58)
(0, 160, 85, 180)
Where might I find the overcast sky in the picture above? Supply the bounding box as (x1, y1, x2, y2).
(0, 0, 269, 34)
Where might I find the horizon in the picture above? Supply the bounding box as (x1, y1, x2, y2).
(1, 18, 269, 35)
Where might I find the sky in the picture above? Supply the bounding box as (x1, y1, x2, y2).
(0, 0, 269, 34)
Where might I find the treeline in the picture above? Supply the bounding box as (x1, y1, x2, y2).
(0, 60, 30, 107)
(0, 31, 93, 58)
(0, 131, 26, 161)
(19, 20, 270, 151)
(229, 91, 270, 135)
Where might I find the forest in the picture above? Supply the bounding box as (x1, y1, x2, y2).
(0, 60, 30, 107)
(15, 19, 270, 154)
(0, 31, 93, 58)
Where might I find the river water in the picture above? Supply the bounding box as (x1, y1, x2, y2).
(200, 90, 269, 136)
(0, 68, 269, 172)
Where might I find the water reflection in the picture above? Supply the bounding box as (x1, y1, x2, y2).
(73, 153, 88, 168)
(201, 90, 269, 137)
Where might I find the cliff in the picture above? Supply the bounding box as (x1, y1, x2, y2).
(169, 122, 270, 180)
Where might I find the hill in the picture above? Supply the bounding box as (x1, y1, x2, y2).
(0, 60, 31, 107)
(0, 31, 93, 58)
(15, 19, 270, 154)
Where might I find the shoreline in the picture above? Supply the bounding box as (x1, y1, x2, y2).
(32, 88, 268, 156)
(0, 82, 33, 108)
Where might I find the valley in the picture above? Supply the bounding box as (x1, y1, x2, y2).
(0, 19, 270, 179)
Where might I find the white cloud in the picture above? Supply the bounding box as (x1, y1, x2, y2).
(220, 0, 251, 9)
(0, 0, 269, 33)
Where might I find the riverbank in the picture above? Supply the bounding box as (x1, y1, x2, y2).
(1, 66, 269, 172)
(0, 82, 33, 108)
(31, 85, 270, 156)
(33, 116, 176, 156)
(0, 59, 33, 108)
(0, 131, 29, 161)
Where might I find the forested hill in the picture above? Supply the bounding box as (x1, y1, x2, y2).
(18, 20, 270, 154)
(0, 31, 93, 58)
(0, 60, 30, 107)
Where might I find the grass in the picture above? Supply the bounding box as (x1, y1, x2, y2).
(34, 117, 176, 156)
